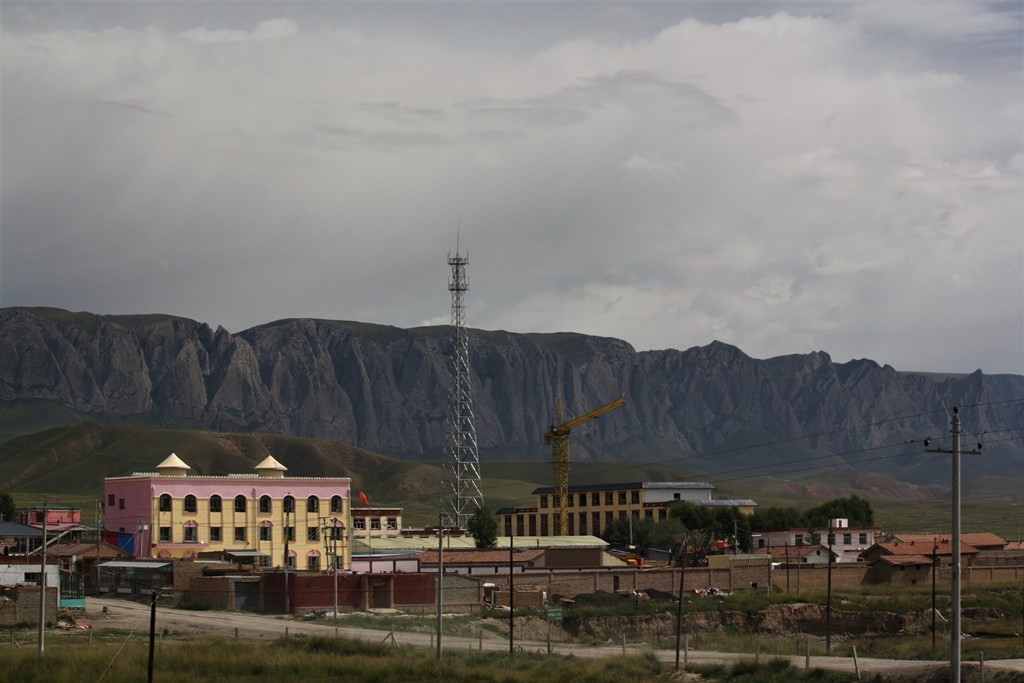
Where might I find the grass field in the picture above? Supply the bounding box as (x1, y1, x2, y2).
(0, 635, 851, 683)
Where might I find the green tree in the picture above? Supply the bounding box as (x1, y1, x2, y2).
(466, 505, 498, 549)
(0, 492, 14, 522)
(803, 495, 875, 528)
(668, 502, 753, 563)
(750, 506, 803, 531)
(645, 517, 686, 551)
(599, 516, 660, 550)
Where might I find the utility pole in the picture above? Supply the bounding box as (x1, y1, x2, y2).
(674, 537, 687, 671)
(436, 507, 444, 661)
(508, 537, 515, 660)
(284, 509, 290, 615)
(926, 406, 982, 683)
(826, 520, 834, 654)
(148, 589, 158, 683)
(322, 517, 340, 621)
(932, 539, 938, 656)
(37, 505, 47, 656)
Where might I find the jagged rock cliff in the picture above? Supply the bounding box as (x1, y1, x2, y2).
(2, 307, 1021, 484)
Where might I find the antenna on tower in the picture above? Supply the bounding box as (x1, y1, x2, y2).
(446, 242, 483, 528)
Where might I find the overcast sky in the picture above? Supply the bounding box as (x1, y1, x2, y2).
(2, 2, 1021, 374)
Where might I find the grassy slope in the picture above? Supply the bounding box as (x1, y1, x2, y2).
(2, 422, 1021, 538)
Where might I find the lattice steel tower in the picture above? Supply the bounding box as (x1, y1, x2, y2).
(446, 247, 483, 528)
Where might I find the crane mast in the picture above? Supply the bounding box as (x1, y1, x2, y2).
(544, 395, 625, 535)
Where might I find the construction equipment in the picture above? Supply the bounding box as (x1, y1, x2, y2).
(544, 395, 625, 535)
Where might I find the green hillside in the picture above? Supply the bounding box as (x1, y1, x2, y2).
(2, 422, 1021, 539)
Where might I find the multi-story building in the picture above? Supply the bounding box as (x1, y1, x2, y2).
(755, 521, 879, 562)
(350, 505, 403, 555)
(15, 506, 82, 530)
(499, 481, 750, 538)
(103, 453, 352, 571)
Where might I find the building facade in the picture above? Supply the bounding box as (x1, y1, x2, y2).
(755, 521, 879, 563)
(103, 454, 352, 571)
(15, 506, 82, 530)
(499, 481, 730, 538)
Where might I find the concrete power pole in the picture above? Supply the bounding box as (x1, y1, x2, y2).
(926, 406, 982, 683)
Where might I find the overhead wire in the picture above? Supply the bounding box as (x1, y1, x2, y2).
(478, 401, 1022, 499)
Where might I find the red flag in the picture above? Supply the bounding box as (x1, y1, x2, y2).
(359, 491, 369, 506)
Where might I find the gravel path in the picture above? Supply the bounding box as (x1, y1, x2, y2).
(83, 597, 1024, 679)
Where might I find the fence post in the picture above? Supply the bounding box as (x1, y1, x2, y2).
(805, 639, 810, 669)
(853, 645, 860, 680)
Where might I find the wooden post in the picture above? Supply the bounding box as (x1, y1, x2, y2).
(853, 645, 860, 680)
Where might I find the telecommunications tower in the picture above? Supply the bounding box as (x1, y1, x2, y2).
(446, 246, 483, 527)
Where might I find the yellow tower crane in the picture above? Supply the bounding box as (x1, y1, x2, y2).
(544, 394, 625, 535)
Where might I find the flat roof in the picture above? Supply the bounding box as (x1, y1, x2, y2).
(225, 550, 271, 558)
(693, 499, 758, 507)
(352, 534, 609, 553)
(99, 561, 171, 569)
(531, 481, 715, 495)
(0, 521, 44, 537)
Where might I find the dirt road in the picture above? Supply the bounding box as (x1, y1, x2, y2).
(84, 597, 1024, 679)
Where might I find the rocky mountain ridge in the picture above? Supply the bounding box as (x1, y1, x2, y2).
(2, 307, 1021, 486)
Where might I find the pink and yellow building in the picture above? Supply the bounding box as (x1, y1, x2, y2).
(103, 454, 352, 570)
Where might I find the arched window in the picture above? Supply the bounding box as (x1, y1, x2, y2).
(184, 495, 197, 513)
(283, 496, 295, 513)
(306, 550, 321, 571)
(234, 495, 247, 513)
(159, 494, 172, 512)
(307, 496, 319, 513)
(210, 495, 222, 513)
(330, 496, 343, 513)
(259, 495, 272, 513)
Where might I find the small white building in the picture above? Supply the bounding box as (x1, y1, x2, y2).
(754, 519, 877, 563)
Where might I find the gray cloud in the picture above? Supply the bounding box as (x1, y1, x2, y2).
(1, 2, 1021, 374)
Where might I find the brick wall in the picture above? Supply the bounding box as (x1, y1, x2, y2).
(769, 562, 1024, 591)
(0, 586, 59, 627)
(770, 564, 867, 590)
(463, 563, 772, 602)
(964, 566, 1024, 582)
(188, 577, 233, 610)
(973, 550, 1024, 567)
(172, 559, 223, 591)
